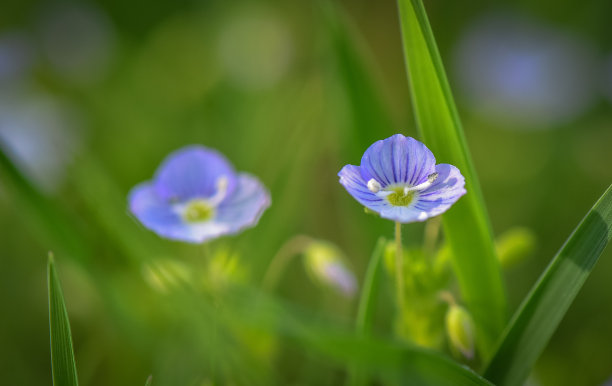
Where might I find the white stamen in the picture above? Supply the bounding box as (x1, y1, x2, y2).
(404, 172, 439, 193)
(208, 176, 229, 206)
(367, 179, 382, 193)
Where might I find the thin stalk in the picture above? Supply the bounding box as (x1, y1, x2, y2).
(261, 235, 313, 291)
(424, 216, 441, 258)
(395, 221, 405, 314)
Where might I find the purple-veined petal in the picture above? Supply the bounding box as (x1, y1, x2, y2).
(128, 182, 230, 243)
(338, 164, 388, 212)
(379, 205, 428, 223)
(215, 173, 271, 234)
(414, 164, 467, 217)
(360, 134, 436, 187)
(153, 145, 237, 201)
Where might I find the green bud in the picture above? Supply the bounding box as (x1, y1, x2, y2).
(141, 258, 192, 293)
(445, 304, 475, 360)
(496, 227, 536, 269)
(206, 247, 248, 289)
(303, 241, 357, 297)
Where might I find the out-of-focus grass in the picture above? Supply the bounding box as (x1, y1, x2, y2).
(0, 0, 611, 385)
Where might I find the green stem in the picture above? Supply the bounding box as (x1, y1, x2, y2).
(424, 216, 441, 258)
(395, 221, 405, 314)
(261, 235, 313, 291)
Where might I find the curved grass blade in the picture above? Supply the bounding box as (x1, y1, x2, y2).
(349, 237, 386, 386)
(396, 0, 506, 357)
(484, 184, 612, 386)
(0, 142, 89, 262)
(48, 253, 79, 386)
(355, 237, 387, 335)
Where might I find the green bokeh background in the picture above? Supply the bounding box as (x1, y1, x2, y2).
(1, 0, 611, 385)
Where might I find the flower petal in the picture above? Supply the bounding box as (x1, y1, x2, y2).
(128, 183, 230, 243)
(360, 134, 436, 187)
(153, 145, 237, 201)
(215, 173, 271, 234)
(338, 164, 388, 212)
(379, 205, 429, 223)
(414, 163, 467, 217)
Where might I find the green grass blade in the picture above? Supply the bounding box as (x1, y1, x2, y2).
(0, 143, 89, 262)
(319, 0, 394, 152)
(355, 237, 387, 335)
(349, 237, 386, 386)
(145, 375, 153, 386)
(48, 253, 79, 386)
(396, 0, 506, 357)
(484, 184, 612, 386)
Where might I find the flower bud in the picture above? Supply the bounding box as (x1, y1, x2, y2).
(303, 241, 357, 297)
(445, 304, 475, 360)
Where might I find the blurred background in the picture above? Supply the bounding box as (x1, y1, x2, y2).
(1, 0, 611, 385)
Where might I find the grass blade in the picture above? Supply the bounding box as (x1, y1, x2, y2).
(318, 0, 394, 153)
(349, 237, 386, 386)
(0, 142, 89, 262)
(396, 0, 506, 357)
(484, 184, 612, 386)
(48, 253, 79, 386)
(355, 237, 387, 335)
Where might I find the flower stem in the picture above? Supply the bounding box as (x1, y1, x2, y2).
(395, 221, 405, 314)
(424, 216, 441, 258)
(262, 235, 312, 291)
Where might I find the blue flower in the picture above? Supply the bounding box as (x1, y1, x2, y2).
(129, 145, 271, 243)
(338, 134, 466, 223)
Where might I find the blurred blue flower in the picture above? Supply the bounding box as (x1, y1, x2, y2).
(129, 145, 270, 243)
(454, 12, 597, 128)
(338, 134, 466, 223)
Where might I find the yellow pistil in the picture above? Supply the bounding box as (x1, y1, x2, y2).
(183, 200, 215, 222)
(387, 187, 415, 207)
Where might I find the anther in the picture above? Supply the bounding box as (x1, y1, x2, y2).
(405, 172, 440, 193)
(208, 176, 229, 206)
(367, 179, 382, 193)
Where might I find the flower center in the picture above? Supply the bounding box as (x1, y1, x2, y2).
(386, 188, 415, 207)
(366, 172, 439, 207)
(183, 200, 215, 222)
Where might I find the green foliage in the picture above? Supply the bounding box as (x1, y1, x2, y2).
(48, 253, 79, 386)
(495, 227, 537, 269)
(484, 184, 612, 386)
(396, 0, 506, 357)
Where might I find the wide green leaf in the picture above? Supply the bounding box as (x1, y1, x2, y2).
(229, 289, 493, 386)
(48, 253, 79, 386)
(396, 0, 506, 357)
(484, 184, 612, 386)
